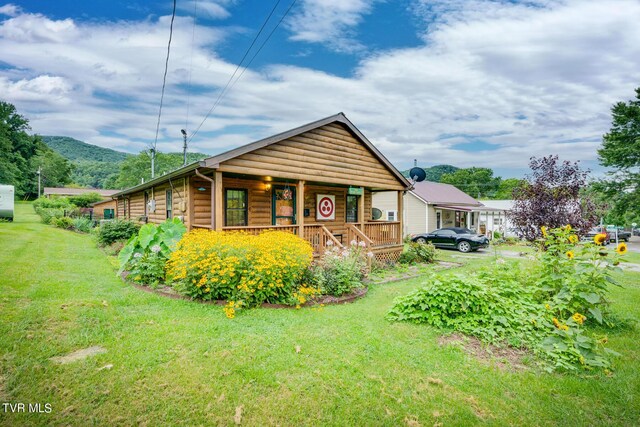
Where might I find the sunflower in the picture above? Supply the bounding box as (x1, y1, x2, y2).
(566, 251, 575, 259)
(594, 233, 607, 245)
(565, 224, 572, 231)
(568, 234, 578, 244)
(616, 242, 628, 255)
(541, 226, 548, 237)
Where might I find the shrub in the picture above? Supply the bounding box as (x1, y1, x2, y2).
(399, 242, 436, 264)
(32, 196, 73, 210)
(388, 226, 626, 372)
(118, 218, 187, 286)
(312, 242, 369, 296)
(68, 192, 104, 207)
(97, 219, 140, 246)
(167, 230, 314, 307)
(35, 207, 65, 224)
(51, 216, 74, 229)
(72, 217, 94, 233)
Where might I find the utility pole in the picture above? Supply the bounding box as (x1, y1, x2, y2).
(181, 129, 188, 166)
(37, 166, 41, 198)
(150, 148, 155, 179)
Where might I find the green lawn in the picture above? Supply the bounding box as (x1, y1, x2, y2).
(1, 203, 639, 426)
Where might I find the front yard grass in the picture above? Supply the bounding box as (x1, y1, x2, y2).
(1, 203, 639, 426)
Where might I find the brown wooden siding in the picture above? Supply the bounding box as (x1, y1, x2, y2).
(191, 177, 212, 227)
(119, 177, 190, 227)
(217, 123, 405, 190)
(92, 199, 117, 217)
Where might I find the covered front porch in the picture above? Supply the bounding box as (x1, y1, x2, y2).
(188, 170, 404, 261)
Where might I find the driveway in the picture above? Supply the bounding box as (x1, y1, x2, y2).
(624, 236, 640, 253)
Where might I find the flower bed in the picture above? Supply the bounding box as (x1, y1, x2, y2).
(167, 229, 315, 308)
(388, 226, 628, 372)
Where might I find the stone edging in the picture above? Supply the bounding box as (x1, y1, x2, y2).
(122, 272, 368, 308)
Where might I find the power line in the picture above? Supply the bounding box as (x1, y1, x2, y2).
(189, 0, 293, 142)
(152, 0, 178, 153)
(184, 0, 199, 133)
(224, 0, 298, 102)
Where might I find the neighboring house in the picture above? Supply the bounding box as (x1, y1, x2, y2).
(373, 181, 491, 237)
(477, 200, 515, 237)
(91, 199, 117, 220)
(111, 113, 410, 261)
(43, 187, 119, 199)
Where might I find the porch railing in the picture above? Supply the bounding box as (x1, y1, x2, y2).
(303, 224, 344, 254)
(346, 224, 374, 247)
(358, 221, 402, 247)
(222, 224, 299, 235)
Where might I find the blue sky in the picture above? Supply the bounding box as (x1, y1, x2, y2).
(1, 0, 639, 178)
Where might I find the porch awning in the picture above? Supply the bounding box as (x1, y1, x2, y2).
(435, 204, 502, 212)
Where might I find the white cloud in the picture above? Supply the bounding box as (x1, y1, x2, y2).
(178, 0, 233, 20)
(0, 3, 20, 17)
(287, 0, 376, 53)
(1, 0, 639, 176)
(0, 75, 73, 104)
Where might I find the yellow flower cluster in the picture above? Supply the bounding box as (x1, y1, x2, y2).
(224, 300, 240, 319)
(594, 233, 607, 245)
(167, 229, 314, 308)
(572, 312, 586, 325)
(292, 284, 321, 308)
(552, 317, 569, 331)
(566, 250, 575, 259)
(568, 234, 579, 244)
(615, 242, 627, 255)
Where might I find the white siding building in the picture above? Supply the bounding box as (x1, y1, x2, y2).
(373, 181, 488, 237)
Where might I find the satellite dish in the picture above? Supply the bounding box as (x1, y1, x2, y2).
(372, 207, 383, 220)
(409, 167, 426, 183)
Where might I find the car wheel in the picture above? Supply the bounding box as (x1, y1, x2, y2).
(457, 241, 472, 253)
(415, 237, 427, 244)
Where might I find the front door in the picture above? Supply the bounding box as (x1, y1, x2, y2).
(272, 186, 296, 225)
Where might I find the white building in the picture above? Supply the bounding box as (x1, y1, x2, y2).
(373, 181, 501, 237)
(477, 200, 515, 237)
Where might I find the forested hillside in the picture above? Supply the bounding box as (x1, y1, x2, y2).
(402, 164, 524, 199)
(42, 136, 130, 163)
(0, 102, 73, 198)
(42, 136, 209, 189)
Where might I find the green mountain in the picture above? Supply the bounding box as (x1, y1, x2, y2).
(402, 164, 459, 182)
(42, 136, 130, 163)
(43, 135, 210, 189)
(42, 136, 131, 188)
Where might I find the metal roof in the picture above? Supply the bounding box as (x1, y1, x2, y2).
(410, 181, 483, 206)
(43, 187, 119, 197)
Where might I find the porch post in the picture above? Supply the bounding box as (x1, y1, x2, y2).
(358, 187, 365, 227)
(485, 210, 489, 237)
(397, 190, 404, 239)
(297, 180, 305, 236)
(214, 171, 223, 231)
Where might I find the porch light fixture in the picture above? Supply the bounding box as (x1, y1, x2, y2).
(264, 183, 272, 191)
(197, 187, 206, 192)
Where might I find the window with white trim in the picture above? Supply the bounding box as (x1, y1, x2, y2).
(386, 210, 397, 221)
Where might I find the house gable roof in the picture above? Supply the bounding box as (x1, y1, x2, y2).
(202, 112, 409, 188)
(410, 181, 482, 206)
(114, 113, 409, 196)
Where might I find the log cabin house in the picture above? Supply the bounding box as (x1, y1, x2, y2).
(112, 113, 410, 263)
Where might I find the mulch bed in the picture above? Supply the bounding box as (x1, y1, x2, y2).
(121, 272, 368, 308)
(438, 333, 529, 371)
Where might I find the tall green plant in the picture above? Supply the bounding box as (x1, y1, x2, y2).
(118, 218, 187, 277)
